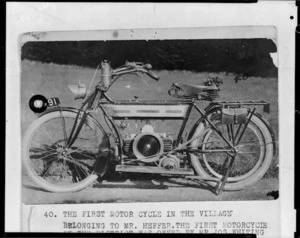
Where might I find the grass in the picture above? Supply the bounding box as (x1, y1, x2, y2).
(21, 60, 279, 179)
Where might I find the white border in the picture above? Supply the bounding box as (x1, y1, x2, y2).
(6, 2, 296, 236)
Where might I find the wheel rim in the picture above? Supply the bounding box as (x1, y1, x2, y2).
(201, 116, 265, 182)
(26, 114, 109, 188)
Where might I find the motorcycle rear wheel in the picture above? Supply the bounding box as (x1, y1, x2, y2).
(22, 110, 110, 193)
(190, 111, 274, 191)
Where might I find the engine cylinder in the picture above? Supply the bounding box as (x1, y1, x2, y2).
(132, 133, 164, 162)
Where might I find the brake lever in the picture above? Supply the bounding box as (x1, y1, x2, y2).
(147, 70, 160, 81)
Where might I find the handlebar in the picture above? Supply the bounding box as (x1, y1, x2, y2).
(112, 61, 160, 81)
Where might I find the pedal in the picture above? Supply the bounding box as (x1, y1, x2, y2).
(116, 165, 194, 175)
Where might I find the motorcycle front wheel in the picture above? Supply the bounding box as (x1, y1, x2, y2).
(22, 110, 110, 193)
(190, 111, 274, 191)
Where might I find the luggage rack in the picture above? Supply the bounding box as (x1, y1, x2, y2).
(212, 100, 270, 113)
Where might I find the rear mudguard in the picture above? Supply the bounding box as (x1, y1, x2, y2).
(187, 107, 219, 142)
(38, 106, 111, 176)
(188, 106, 277, 156)
(255, 112, 277, 156)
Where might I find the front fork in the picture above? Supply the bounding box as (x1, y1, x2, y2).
(65, 110, 87, 148)
(60, 91, 98, 149)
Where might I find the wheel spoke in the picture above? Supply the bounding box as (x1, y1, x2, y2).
(65, 155, 92, 172)
(220, 155, 230, 175)
(41, 159, 57, 178)
(236, 141, 264, 147)
(226, 125, 232, 142)
(72, 150, 97, 160)
(237, 151, 257, 154)
(34, 151, 58, 161)
(30, 147, 56, 153)
(235, 126, 251, 146)
(31, 142, 56, 151)
(41, 166, 51, 178)
(229, 124, 235, 145)
(79, 145, 100, 149)
(43, 154, 60, 163)
(30, 149, 55, 156)
(234, 124, 243, 142)
(77, 163, 89, 176)
(234, 153, 257, 173)
(76, 137, 90, 142)
(76, 161, 90, 177)
(69, 155, 92, 174)
(72, 147, 99, 153)
(73, 162, 83, 181)
(236, 150, 256, 161)
(43, 127, 56, 145)
(59, 111, 69, 147)
(206, 138, 228, 150)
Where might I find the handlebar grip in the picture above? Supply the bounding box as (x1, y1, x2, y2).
(147, 70, 160, 81)
(143, 64, 152, 70)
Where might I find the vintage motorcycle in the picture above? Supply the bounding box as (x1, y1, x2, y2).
(22, 61, 276, 195)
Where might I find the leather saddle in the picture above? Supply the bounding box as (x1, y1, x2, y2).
(172, 82, 218, 97)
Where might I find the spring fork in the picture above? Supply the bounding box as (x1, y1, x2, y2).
(67, 111, 88, 148)
(66, 91, 98, 148)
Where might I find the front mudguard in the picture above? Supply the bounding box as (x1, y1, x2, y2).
(38, 106, 85, 118)
(38, 106, 111, 176)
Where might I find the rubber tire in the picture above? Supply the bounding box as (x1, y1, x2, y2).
(190, 112, 274, 191)
(22, 111, 100, 193)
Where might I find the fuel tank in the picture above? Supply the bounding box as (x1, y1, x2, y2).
(103, 104, 189, 119)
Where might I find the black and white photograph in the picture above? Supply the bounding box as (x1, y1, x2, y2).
(21, 37, 279, 204)
(6, 2, 296, 236)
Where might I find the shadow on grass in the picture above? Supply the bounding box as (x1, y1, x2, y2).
(165, 178, 217, 194)
(93, 183, 168, 190)
(95, 167, 217, 195)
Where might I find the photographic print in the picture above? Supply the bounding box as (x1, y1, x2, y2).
(21, 37, 279, 204)
(6, 2, 296, 236)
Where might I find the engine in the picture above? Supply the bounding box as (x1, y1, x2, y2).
(123, 124, 173, 163)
